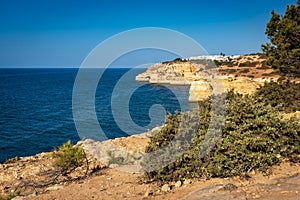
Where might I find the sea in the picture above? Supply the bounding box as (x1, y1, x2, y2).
(0, 68, 191, 163)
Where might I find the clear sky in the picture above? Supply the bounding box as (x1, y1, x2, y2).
(0, 0, 297, 67)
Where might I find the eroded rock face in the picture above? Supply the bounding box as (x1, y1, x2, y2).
(189, 77, 262, 101)
(136, 61, 201, 85)
(136, 55, 270, 102)
(189, 80, 211, 102)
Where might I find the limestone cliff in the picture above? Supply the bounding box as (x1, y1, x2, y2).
(136, 54, 278, 102)
(136, 61, 202, 85)
(189, 77, 262, 102)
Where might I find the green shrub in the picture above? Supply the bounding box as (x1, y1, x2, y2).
(173, 57, 187, 62)
(277, 76, 286, 82)
(240, 69, 250, 73)
(257, 61, 271, 70)
(227, 69, 237, 74)
(143, 82, 300, 181)
(107, 150, 125, 165)
(262, 73, 272, 77)
(213, 60, 226, 67)
(4, 156, 20, 164)
(238, 61, 258, 68)
(254, 81, 300, 112)
(54, 141, 85, 174)
(0, 191, 20, 200)
(226, 62, 235, 67)
(162, 58, 187, 64)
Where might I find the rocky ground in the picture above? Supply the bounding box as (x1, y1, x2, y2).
(1, 127, 300, 200)
(16, 161, 300, 200)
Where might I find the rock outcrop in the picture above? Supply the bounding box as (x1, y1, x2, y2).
(189, 77, 262, 101)
(136, 61, 202, 85)
(136, 54, 276, 102)
(0, 127, 161, 198)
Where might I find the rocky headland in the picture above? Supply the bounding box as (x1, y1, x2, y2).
(136, 54, 287, 101)
(136, 60, 197, 85)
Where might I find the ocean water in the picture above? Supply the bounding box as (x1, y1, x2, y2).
(0, 68, 191, 163)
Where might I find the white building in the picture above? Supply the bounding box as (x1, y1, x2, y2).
(187, 55, 240, 62)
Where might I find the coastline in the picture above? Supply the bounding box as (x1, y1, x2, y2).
(135, 54, 300, 101)
(1, 137, 300, 199)
(1, 54, 300, 199)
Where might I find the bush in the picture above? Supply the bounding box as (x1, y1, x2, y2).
(238, 61, 259, 68)
(257, 61, 271, 70)
(54, 141, 85, 174)
(240, 69, 250, 73)
(214, 60, 226, 67)
(143, 82, 300, 181)
(227, 69, 237, 74)
(254, 81, 300, 112)
(4, 156, 20, 164)
(107, 150, 126, 165)
(0, 191, 20, 200)
(173, 58, 187, 62)
(226, 62, 235, 67)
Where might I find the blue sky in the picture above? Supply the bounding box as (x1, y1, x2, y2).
(0, 0, 296, 67)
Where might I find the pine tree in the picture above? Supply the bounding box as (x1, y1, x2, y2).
(262, 0, 300, 77)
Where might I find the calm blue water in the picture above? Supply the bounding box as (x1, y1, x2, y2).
(0, 68, 191, 163)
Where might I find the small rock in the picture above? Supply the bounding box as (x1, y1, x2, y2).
(144, 189, 152, 197)
(183, 179, 192, 185)
(161, 184, 170, 192)
(46, 185, 63, 191)
(280, 191, 289, 194)
(11, 197, 25, 200)
(221, 183, 237, 191)
(174, 180, 182, 188)
(109, 164, 119, 168)
(107, 177, 112, 180)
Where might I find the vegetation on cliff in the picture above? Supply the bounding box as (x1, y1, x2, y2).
(254, 81, 300, 112)
(143, 81, 300, 181)
(54, 140, 87, 175)
(262, 0, 300, 77)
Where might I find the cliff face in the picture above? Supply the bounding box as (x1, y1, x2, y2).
(136, 61, 202, 85)
(136, 54, 276, 102)
(189, 77, 262, 101)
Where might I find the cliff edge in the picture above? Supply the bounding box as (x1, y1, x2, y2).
(136, 54, 283, 101)
(136, 60, 201, 85)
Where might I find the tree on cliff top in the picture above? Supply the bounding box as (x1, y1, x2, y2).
(262, 0, 300, 77)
